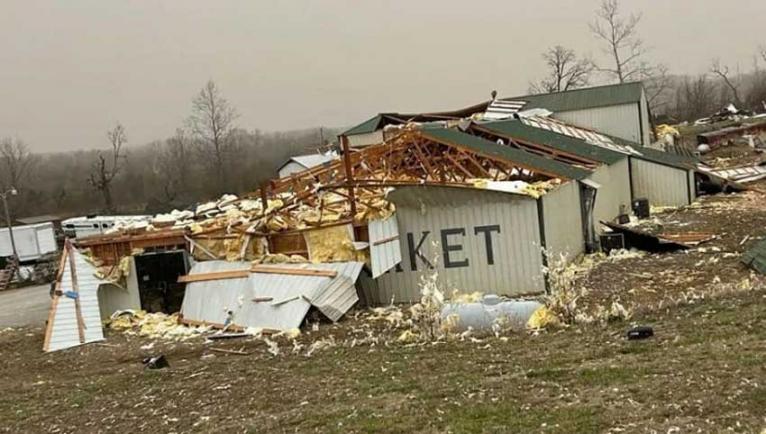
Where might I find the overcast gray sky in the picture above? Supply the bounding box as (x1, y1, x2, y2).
(1, 0, 765, 152)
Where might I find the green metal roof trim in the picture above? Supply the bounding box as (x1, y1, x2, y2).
(633, 146, 699, 169)
(478, 120, 625, 165)
(513, 82, 644, 112)
(606, 134, 700, 169)
(421, 127, 591, 181)
(742, 239, 766, 274)
(342, 115, 385, 136)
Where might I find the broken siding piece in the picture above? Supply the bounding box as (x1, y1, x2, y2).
(44, 246, 108, 352)
(180, 261, 363, 330)
(369, 215, 402, 278)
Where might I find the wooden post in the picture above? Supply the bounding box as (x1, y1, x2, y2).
(341, 135, 357, 219)
(66, 241, 86, 344)
(259, 182, 269, 217)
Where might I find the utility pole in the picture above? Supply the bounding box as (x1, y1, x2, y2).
(1, 187, 18, 260)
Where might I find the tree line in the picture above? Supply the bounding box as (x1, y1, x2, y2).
(529, 0, 766, 123)
(0, 80, 338, 220)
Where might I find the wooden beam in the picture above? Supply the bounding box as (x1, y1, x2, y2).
(66, 242, 86, 344)
(43, 246, 69, 352)
(341, 136, 357, 219)
(250, 265, 337, 278)
(372, 234, 399, 246)
(178, 270, 251, 283)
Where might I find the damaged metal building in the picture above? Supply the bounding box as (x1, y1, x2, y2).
(41, 82, 711, 351)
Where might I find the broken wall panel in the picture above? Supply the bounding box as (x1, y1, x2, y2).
(369, 215, 402, 278)
(180, 261, 363, 330)
(542, 180, 585, 260)
(44, 247, 109, 352)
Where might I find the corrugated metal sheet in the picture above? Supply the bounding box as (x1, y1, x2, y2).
(588, 158, 632, 232)
(742, 239, 766, 274)
(515, 82, 644, 113)
(347, 130, 384, 148)
(630, 157, 692, 207)
(542, 181, 585, 259)
(371, 186, 545, 304)
(710, 164, 766, 183)
(479, 119, 625, 165)
(520, 115, 640, 156)
(369, 215, 402, 278)
(45, 248, 107, 351)
(555, 103, 642, 147)
(181, 261, 363, 330)
(483, 100, 527, 120)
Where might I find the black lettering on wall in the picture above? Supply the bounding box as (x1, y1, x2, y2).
(441, 227, 469, 269)
(407, 231, 433, 271)
(474, 225, 501, 265)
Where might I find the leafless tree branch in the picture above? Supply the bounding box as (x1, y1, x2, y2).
(530, 45, 596, 93)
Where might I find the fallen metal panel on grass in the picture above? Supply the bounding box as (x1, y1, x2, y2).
(742, 239, 766, 274)
(180, 261, 363, 330)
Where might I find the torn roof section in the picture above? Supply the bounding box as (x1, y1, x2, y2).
(421, 127, 591, 181)
(474, 119, 625, 165)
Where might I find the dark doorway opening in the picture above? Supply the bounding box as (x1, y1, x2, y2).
(134, 250, 188, 313)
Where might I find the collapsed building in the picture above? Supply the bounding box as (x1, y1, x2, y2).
(42, 82, 733, 351)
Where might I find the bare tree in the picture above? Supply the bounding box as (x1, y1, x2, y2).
(88, 123, 127, 213)
(154, 128, 193, 204)
(590, 0, 652, 83)
(0, 137, 36, 191)
(187, 80, 238, 193)
(710, 59, 744, 107)
(529, 45, 596, 93)
(673, 74, 717, 122)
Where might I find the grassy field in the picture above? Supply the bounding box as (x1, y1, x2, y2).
(1, 285, 765, 433)
(2, 192, 766, 433)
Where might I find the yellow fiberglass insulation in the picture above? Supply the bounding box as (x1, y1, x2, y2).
(304, 225, 362, 263)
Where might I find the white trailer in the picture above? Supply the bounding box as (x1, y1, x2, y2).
(0, 222, 58, 262)
(62, 215, 151, 239)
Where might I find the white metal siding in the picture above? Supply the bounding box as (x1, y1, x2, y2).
(369, 215, 402, 278)
(554, 103, 642, 145)
(45, 249, 107, 351)
(588, 158, 632, 232)
(347, 130, 384, 148)
(630, 158, 691, 207)
(278, 161, 308, 178)
(181, 261, 362, 330)
(372, 186, 545, 304)
(542, 182, 585, 261)
(0, 222, 57, 261)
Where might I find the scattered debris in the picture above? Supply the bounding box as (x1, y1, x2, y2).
(627, 326, 654, 340)
(142, 355, 169, 370)
(209, 348, 250, 356)
(600, 221, 692, 252)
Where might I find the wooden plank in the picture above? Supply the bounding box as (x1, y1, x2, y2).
(66, 242, 86, 344)
(250, 265, 337, 278)
(372, 234, 400, 246)
(177, 269, 250, 283)
(210, 348, 250, 356)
